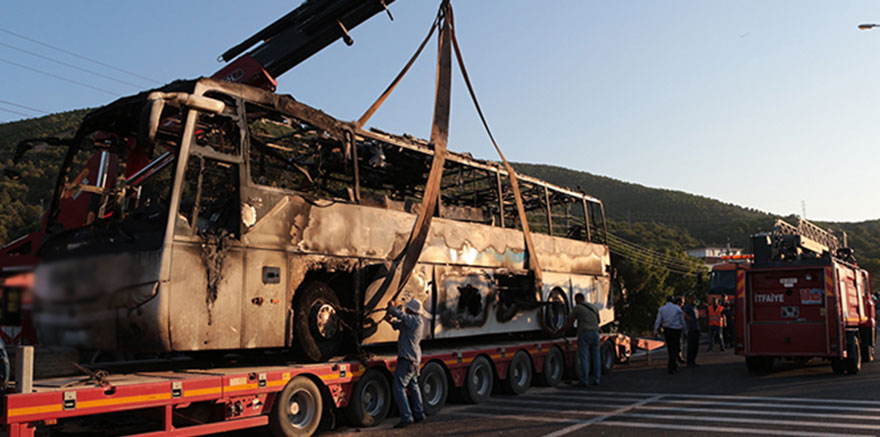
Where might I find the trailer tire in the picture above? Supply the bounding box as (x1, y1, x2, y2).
(601, 342, 615, 375)
(831, 358, 846, 375)
(294, 281, 343, 363)
(461, 356, 493, 404)
(344, 368, 390, 427)
(420, 361, 448, 415)
(269, 376, 323, 437)
(847, 336, 861, 375)
(503, 351, 533, 395)
(538, 346, 564, 387)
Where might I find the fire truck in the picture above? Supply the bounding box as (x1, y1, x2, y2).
(735, 218, 875, 374)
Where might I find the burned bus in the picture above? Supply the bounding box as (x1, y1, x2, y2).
(31, 78, 612, 361)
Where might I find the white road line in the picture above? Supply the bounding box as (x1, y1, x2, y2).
(539, 395, 662, 437)
(595, 420, 875, 437)
(453, 410, 578, 424)
(517, 394, 648, 404)
(657, 398, 880, 413)
(618, 412, 880, 431)
(638, 404, 880, 422)
(573, 389, 880, 406)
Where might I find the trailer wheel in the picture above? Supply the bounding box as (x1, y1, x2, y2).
(294, 281, 343, 362)
(503, 351, 533, 395)
(344, 368, 390, 427)
(847, 336, 861, 375)
(461, 356, 493, 404)
(420, 361, 448, 415)
(831, 358, 846, 375)
(601, 342, 615, 375)
(269, 376, 323, 437)
(538, 346, 564, 387)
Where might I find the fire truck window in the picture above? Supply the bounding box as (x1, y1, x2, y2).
(196, 160, 240, 237)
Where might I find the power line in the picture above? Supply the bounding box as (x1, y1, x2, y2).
(607, 233, 702, 271)
(0, 98, 49, 115)
(0, 106, 32, 117)
(609, 244, 700, 275)
(0, 56, 117, 96)
(0, 27, 160, 85)
(0, 41, 146, 89)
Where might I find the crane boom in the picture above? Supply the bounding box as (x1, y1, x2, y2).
(212, 0, 397, 90)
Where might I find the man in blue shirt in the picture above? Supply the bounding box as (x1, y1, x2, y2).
(385, 298, 426, 428)
(654, 295, 687, 375)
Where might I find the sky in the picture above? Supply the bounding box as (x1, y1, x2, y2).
(2, 1, 880, 222)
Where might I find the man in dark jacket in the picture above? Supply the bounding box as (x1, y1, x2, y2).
(682, 296, 701, 367)
(385, 299, 426, 428)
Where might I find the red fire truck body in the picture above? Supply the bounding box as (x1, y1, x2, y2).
(735, 219, 875, 374)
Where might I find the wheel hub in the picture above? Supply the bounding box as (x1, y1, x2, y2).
(314, 303, 339, 339)
(289, 401, 300, 416)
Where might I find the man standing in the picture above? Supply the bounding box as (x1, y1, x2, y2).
(654, 295, 686, 374)
(385, 299, 426, 428)
(707, 298, 725, 352)
(557, 293, 601, 386)
(682, 296, 701, 367)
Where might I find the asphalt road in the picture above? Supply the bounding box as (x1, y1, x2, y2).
(325, 348, 880, 437)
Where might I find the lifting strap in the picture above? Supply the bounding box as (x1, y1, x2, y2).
(355, 1, 542, 306)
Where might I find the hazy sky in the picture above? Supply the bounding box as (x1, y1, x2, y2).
(2, 1, 879, 222)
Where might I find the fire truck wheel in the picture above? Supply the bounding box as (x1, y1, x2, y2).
(269, 376, 323, 437)
(503, 351, 533, 395)
(601, 342, 615, 375)
(760, 357, 775, 373)
(860, 342, 874, 364)
(745, 357, 761, 373)
(420, 361, 449, 415)
(344, 368, 390, 427)
(294, 281, 343, 362)
(846, 337, 861, 374)
(830, 358, 846, 375)
(461, 356, 493, 404)
(538, 346, 564, 387)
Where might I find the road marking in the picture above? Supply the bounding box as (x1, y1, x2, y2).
(638, 404, 880, 422)
(520, 393, 648, 404)
(618, 412, 880, 431)
(596, 420, 874, 437)
(574, 389, 880, 406)
(453, 410, 578, 424)
(539, 395, 662, 437)
(656, 398, 880, 413)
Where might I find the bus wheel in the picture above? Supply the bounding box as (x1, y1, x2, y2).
(420, 361, 449, 415)
(269, 376, 322, 437)
(344, 368, 390, 427)
(847, 337, 861, 374)
(601, 342, 615, 375)
(295, 281, 343, 362)
(542, 289, 569, 334)
(538, 347, 564, 387)
(503, 351, 533, 395)
(461, 356, 493, 404)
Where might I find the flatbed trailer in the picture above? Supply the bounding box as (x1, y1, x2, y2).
(1, 334, 634, 437)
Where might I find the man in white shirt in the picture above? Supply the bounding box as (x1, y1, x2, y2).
(654, 295, 687, 375)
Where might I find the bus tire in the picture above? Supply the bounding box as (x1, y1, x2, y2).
(269, 376, 323, 437)
(344, 368, 390, 427)
(502, 351, 532, 395)
(847, 336, 861, 375)
(538, 346, 564, 387)
(420, 361, 448, 415)
(461, 356, 493, 404)
(601, 342, 615, 375)
(542, 289, 569, 334)
(294, 281, 343, 362)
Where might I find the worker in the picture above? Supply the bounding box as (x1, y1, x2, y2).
(556, 293, 601, 386)
(707, 298, 725, 352)
(385, 299, 426, 428)
(677, 296, 686, 365)
(682, 296, 701, 367)
(654, 295, 686, 375)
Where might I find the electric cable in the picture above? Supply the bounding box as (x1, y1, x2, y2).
(0, 41, 145, 89)
(0, 106, 31, 117)
(0, 56, 117, 96)
(0, 27, 160, 85)
(0, 98, 49, 115)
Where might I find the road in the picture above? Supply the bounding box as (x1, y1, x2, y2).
(325, 348, 880, 437)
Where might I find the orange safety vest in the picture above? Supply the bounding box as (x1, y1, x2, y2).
(708, 305, 724, 327)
